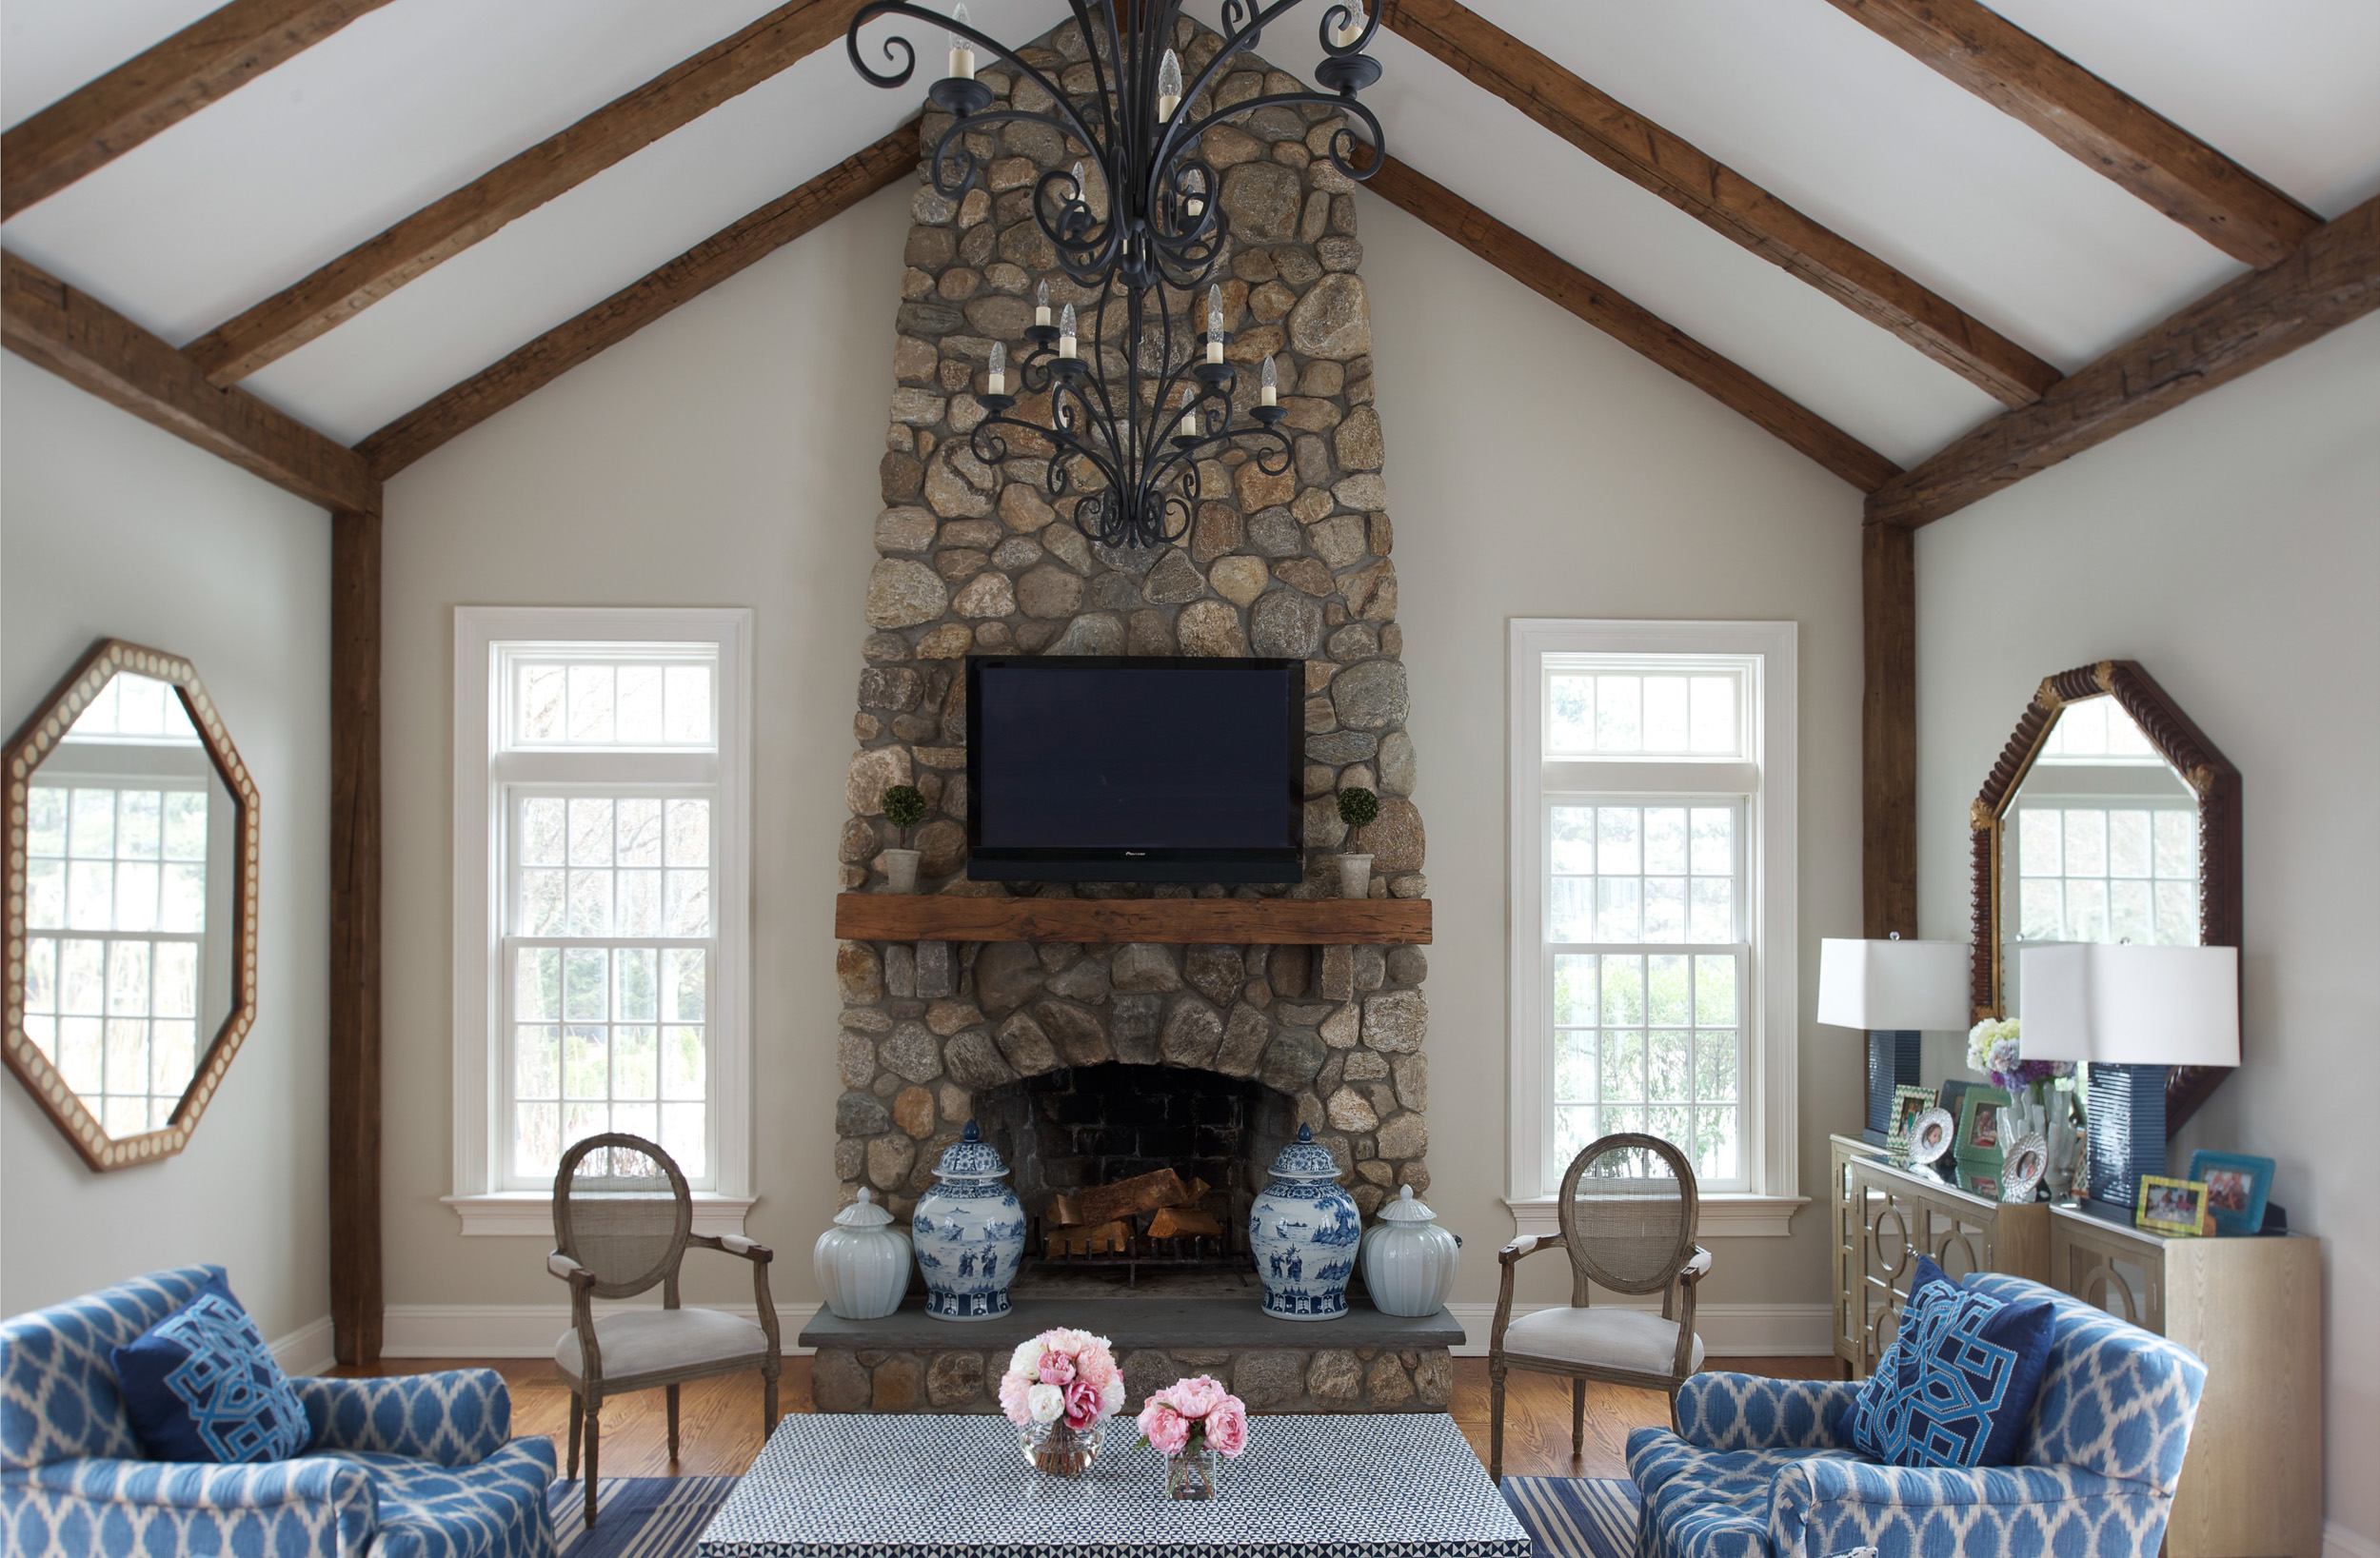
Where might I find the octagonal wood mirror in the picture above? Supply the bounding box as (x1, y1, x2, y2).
(4, 640, 260, 1170)
(1971, 660, 2240, 1132)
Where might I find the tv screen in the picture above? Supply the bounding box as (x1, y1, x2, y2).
(966, 656, 1304, 881)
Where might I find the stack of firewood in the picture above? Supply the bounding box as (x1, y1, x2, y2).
(1042, 1168, 1224, 1256)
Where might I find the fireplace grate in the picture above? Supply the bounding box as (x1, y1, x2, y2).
(1023, 1213, 1251, 1289)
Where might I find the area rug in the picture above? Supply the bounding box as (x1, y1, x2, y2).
(1499, 1476, 1641, 1558)
(549, 1477, 738, 1558)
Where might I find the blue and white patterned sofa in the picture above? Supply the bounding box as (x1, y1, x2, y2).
(1625, 1273, 2207, 1558)
(1, 1266, 557, 1558)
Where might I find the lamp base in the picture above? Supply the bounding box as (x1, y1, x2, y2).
(1864, 1029, 1923, 1145)
(2086, 1061, 2167, 1213)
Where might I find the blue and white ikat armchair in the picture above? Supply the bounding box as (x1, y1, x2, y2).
(1624, 1273, 2208, 1558)
(1, 1266, 557, 1558)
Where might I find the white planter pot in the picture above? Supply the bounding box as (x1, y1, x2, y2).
(1360, 1185, 1460, 1317)
(1338, 854, 1374, 899)
(882, 848, 922, 894)
(813, 1187, 912, 1320)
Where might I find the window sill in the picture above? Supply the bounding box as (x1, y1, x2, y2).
(1505, 1193, 1807, 1241)
(444, 1193, 756, 1238)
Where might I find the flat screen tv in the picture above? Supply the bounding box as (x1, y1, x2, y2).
(966, 656, 1304, 882)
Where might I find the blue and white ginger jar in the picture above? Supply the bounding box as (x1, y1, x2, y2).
(911, 1120, 1027, 1321)
(1249, 1124, 1360, 1320)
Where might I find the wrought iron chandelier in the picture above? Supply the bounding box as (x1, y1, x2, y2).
(848, 0, 1387, 549)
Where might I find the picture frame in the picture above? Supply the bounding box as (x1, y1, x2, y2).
(1954, 1084, 2012, 1173)
(1906, 1107, 1956, 1166)
(2137, 1174, 2211, 1237)
(1885, 1084, 1937, 1160)
(2186, 1151, 2276, 1236)
(1964, 1169, 2002, 1201)
(1934, 1078, 1971, 1130)
(2000, 1132, 2049, 1204)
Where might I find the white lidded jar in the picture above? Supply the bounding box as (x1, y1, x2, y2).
(1359, 1185, 1460, 1317)
(813, 1188, 912, 1320)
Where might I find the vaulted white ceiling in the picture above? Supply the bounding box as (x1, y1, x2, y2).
(5, 0, 2375, 471)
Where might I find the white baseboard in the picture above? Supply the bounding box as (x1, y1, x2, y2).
(2328, 1521, 2380, 1558)
(270, 1315, 339, 1376)
(1442, 1301, 1834, 1358)
(383, 1302, 823, 1359)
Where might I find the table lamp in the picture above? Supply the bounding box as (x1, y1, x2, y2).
(1818, 936, 1972, 1146)
(2018, 942, 2240, 1213)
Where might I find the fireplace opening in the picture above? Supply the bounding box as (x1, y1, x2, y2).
(972, 1062, 1299, 1293)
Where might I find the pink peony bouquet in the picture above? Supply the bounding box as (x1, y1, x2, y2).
(998, 1328, 1126, 1432)
(1136, 1375, 1250, 1459)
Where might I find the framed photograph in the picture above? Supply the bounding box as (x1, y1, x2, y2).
(1934, 1078, 1971, 1130)
(1907, 1107, 1956, 1165)
(1955, 1085, 2011, 1173)
(1964, 1170, 2002, 1201)
(2186, 1151, 2275, 1236)
(2000, 1132, 2048, 1204)
(2137, 1174, 2210, 1237)
(1885, 1085, 1937, 1159)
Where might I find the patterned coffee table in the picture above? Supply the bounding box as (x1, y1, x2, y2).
(698, 1412, 1532, 1557)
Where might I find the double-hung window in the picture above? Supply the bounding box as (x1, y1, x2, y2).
(448, 608, 754, 1234)
(1509, 621, 1800, 1236)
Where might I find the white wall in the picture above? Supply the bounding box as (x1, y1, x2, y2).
(368, 177, 1872, 1343)
(1915, 311, 2380, 1548)
(1, 356, 333, 1356)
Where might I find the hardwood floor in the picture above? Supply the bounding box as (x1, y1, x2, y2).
(346, 1354, 1836, 1481)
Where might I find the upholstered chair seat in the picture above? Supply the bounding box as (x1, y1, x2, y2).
(1500, 1304, 1710, 1377)
(552, 1306, 771, 1390)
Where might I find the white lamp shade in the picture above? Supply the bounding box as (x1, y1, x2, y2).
(1816, 937, 1971, 1031)
(2017, 943, 2240, 1066)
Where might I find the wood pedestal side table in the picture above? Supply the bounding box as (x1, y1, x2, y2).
(699, 1412, 1528, 1557)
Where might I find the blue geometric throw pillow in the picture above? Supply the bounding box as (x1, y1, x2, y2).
(1838, 1255, 2055, 1468)
(110, 1274, 310, 1464)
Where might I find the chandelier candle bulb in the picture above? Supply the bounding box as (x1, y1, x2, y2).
(987, 341, 1006, 397)
(1259, 354, 1279, 406)
(1206, 285, 1225, 364)
(1333, 0, 1367, 48)
(1035, 281, 1052, 328)
(948, 2, 975, 80)
(1059, 303, 1078, 359)
(1157, 49, 1182, 122)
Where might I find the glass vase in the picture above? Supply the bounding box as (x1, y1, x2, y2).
(1166, 1446, 1220, 1500)
(1019, 1418, 1103, 1477)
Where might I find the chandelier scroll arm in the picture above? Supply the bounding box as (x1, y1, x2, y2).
(1318, 1, 1382, 58)
(847, 1, 1101, 158)
(1166, 89, 1385, 182)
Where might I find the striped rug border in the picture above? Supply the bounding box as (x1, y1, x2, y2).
(1499, 1476, 1640, 1558)
(549, 1476, 740, 1558)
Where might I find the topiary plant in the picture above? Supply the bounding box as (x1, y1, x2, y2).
(881, 784, 928, 848)
(1336, 786, 1380, 832)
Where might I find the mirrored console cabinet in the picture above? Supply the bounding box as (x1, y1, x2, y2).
(1828, 1136, 2321, 1558)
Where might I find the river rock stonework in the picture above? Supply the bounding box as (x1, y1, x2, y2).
(831, 19, 1430, 1388)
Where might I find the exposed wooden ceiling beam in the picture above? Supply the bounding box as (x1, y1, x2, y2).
(2, 248, 377, 513)
(1867, 193, 2378, 528)
(1365, 153, 1899, 492)
(1378, 0, 2061, 408)
(1821, 0, 2321, 267)
(183, 0, 874, 386)
(360, 122, 918, 479)
(1, 0, 397, 222)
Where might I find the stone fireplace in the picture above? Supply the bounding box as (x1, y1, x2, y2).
(806, 14, 1446, 1415)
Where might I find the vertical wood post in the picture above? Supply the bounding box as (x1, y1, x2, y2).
(329, 501, 384, 1365)
(1862, 522, 1918, 938)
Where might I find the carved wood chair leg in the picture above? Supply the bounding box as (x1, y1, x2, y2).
(1571, 1377, 1585, 1457)
(764, 1367, 780, 1436)
(1667, 1385, 1681, 1435)
(666, 1383, 681, 1461)
(565, 1390, 583, 1480)
(1488, 1358, 1507, 1485)
(583, 1394, 602, 1528)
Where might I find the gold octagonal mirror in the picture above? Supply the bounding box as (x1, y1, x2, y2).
(4, 640, 260, 1170)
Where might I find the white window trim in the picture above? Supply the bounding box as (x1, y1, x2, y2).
(446, 606, 755, 1236)
(1506, 620, 1806, 1239)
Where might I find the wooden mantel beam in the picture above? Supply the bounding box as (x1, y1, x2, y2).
(1821, 0, 2321, 267)
(1363, 154, 1901, 493)
(1868, 192, 2379, 528)
(1, 0, 398, 221)
(360, 121, 919, 478)
(183, 0, 873, 385)
(1, 248, 379, 514)
(1378, 0, 2062, 408)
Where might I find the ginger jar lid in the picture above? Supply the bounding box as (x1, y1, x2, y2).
(834, 1186, 896, 1228)
(1267, 1124, 1341, 1181)
(934, 1120, 1010, 1180)
(1376, 1184, 1438, 1223)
